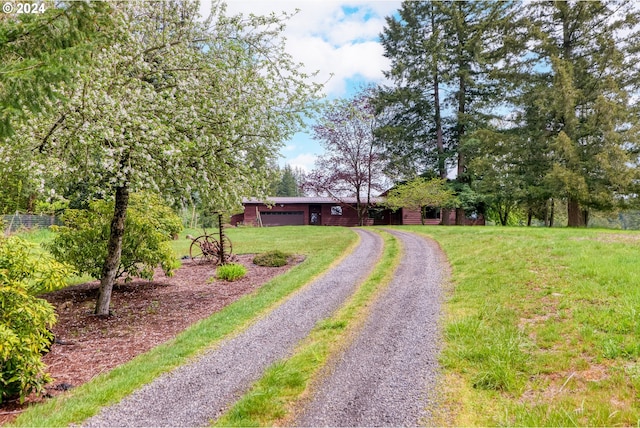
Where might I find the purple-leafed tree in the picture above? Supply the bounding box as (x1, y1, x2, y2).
(305, 91, 386, 226)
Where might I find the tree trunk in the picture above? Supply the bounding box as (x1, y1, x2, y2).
(549, 198, 555, 227)
(441, 207, 452, 225)
(431, 5, 446, 181)
(454, 43, 466, 227)
(500, 208, 508, 226)
(544, 199, 550, 227)
(527, 208, 533, 227)
(567, 196, 585, 227)
(95, 185, 130, 316)
(455, 207, 465, 225)
(582, 209, 589, 227)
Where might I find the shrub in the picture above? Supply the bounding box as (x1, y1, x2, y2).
(253, 250, 290, 267)
(216, 263, 247, 281)
(48, 192, 182, 282)
(0, 236, 73, 403)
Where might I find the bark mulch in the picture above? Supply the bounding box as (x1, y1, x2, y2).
(0, 254, 300, 425)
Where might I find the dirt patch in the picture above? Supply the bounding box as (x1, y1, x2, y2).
(0, 254, 301, 424)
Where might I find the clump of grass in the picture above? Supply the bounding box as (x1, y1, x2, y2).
(216, 263, 247, 281)
(253, 250, 290, 267)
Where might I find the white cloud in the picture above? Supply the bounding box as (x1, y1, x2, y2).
(199, 1, 402, 166)
(286, 153, 317, 172)
(286, 36, 388, 95)
(203, 0, 401, 97)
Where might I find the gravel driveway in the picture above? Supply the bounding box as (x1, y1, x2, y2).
(84, 229, 382, 427)
(294, 229, 447, 427)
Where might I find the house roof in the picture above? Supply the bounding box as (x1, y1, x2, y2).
(243, 196, 385, 205)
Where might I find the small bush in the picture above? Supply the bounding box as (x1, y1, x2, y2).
(216, 263, 247, 281)
(253, 250, 290, 267)
(48, 192, 182, 282)
(0, 236, 73, 403)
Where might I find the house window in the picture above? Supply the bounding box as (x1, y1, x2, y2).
(368, 208, 385, 220)
(331, 206, 343, 216)
(423, 207, 440, 219)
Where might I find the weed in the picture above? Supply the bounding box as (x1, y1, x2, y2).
(146, 300, 160, 314)
(253, 250, 290, 267)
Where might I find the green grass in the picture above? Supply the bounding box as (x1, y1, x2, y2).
(213, 229, 400, 427)
(11, 226, 358, 427)
(395, 225, 640, 426)
(14, 224, 640, 426)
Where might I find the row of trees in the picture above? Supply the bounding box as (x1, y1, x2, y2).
(306, 0, 640, 228)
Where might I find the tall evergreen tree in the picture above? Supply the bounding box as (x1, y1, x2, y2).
(276, 164, 303, 197)
(377, 0, 517, 224)
(376, 1, 446, 180)
(527, 0, 640, 227)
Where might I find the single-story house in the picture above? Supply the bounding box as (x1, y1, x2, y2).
(231, 197, 484, 227)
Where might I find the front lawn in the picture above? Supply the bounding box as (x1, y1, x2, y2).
(400, 226, 640, 426)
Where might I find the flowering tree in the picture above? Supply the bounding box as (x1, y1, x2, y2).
(305, 91, 386, 225)
(0, 2, 114, 138)
(10, 0, 321, 315)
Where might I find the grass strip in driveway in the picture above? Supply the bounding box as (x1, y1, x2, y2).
(11, 227, 357, 427)
(213, 229, 400, 427)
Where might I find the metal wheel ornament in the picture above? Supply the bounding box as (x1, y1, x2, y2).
(190, 235, 218, 263)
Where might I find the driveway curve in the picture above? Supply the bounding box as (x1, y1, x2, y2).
(294, 229, 447, 427)
(84, 229, 382, 427)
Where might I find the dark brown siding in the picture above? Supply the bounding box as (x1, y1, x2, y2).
(230, 213, 244, 226)
(243, 203, 310, 226)
(240, 201, 484, 227)
(321, 204, 363, 226)
(400, 208, 423, 225)
(259, 211, 305, 226)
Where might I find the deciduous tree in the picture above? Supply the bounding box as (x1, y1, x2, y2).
(305, 91, 386, 226)
(10, 0, 321, 315)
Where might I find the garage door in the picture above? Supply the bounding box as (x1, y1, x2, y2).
(260, 211, 305, 226)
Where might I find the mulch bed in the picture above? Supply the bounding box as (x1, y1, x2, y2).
(0, 254, 300, 425)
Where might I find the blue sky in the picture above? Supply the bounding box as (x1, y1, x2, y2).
(201, 1, 402, 171)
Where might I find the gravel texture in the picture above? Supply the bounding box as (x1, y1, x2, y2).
(84, 229, 382, 427)
(295, 229, 447, 427)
